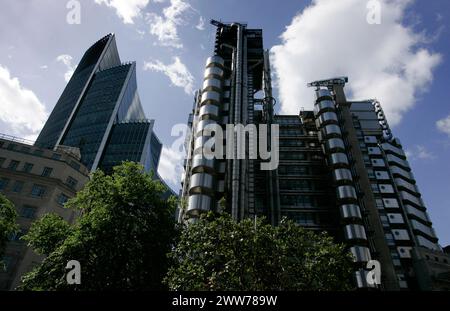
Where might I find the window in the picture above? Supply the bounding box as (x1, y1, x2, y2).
(279, 152, 306, 161)
(280, 194, 313, 207)
(69, 161, 81, 171)
(20, 205, 37, 219)
(278, 165, 309, 176)
(7, 143, 17, 150)
(33, 149, 43, 157)
(375, 199, 384, 209)
(66, 176, 78, 189)
(385, 233, 395, 246)
(279, 179, 312, 191)
(21, 146, 31, 153)
(380, 215, 389, 227)
(12, 181, 24, 193)
(0, 178, 10, 190)
(41, 167, 53, 177)
(31, 184, 46, 198)
(8, 160, 20, 171)
(9, 228, 27, 242)
(23, 162, 34, 173)
(2, 256, 13, 272)
(371, 184, 379, 193)
(296, 212, 316, 225)
(57, 193, 69, 206)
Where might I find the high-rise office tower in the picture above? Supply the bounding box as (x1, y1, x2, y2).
(180, 21, 278, 224)
(180, 21, 450, 290)
(35, 34, 162, 174)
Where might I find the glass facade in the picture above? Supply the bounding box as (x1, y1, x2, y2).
(61, 64, 132, 169)
(33, 34, 166, 182)
(35, 34, 119, 149)
(275, 115, 339, 232)
(99, 121, 160, 174)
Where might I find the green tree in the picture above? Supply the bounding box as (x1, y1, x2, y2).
(0, 194, 18, 267)
(165, 213, 354, 291)
(20, 162, 177, 290)
(22, 213, 70, 256)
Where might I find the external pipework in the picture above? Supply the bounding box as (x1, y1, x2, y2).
(231, 23, 244, 221)
(186, 55, 225, 219)
(313, 88, 373, 288)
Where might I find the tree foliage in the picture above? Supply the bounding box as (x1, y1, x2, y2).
(0, 194, 18, 264)
(165, 213, 354, 291)
(20, 162, 177, 290)
(22, 213, 71, 256)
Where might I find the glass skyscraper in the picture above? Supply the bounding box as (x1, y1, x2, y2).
(35, 34, 162, 175)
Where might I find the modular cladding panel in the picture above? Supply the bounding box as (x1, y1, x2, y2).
(60, 64, 132, 170)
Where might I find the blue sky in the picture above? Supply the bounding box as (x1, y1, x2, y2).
(0, 0, 449, 246)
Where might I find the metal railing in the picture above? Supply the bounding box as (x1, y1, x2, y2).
(0, 133, 35, 146)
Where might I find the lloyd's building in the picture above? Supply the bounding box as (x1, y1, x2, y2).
(179, 20, 450, 291)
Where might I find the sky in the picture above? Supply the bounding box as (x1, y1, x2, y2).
(0, 0, 449, 246)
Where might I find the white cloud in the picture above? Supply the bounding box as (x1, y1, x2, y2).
(157, 145, 184, 189)
(196, 16, 205, 30)
(436, 114, 450, 137)
(0, 65, 48, 139)
(271, 0, 442, 127)
(405, 145, 435, 161)
(143, 57, 194, 94)
(56, 54, 75, 82)
(146, 0, 192, 48)
(94, 0, 149, 24)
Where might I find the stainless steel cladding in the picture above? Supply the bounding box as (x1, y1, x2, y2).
(186, 55, 225, 216)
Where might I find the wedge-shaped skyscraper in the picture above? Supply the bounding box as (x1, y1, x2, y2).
(35, 34, 161, 174)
